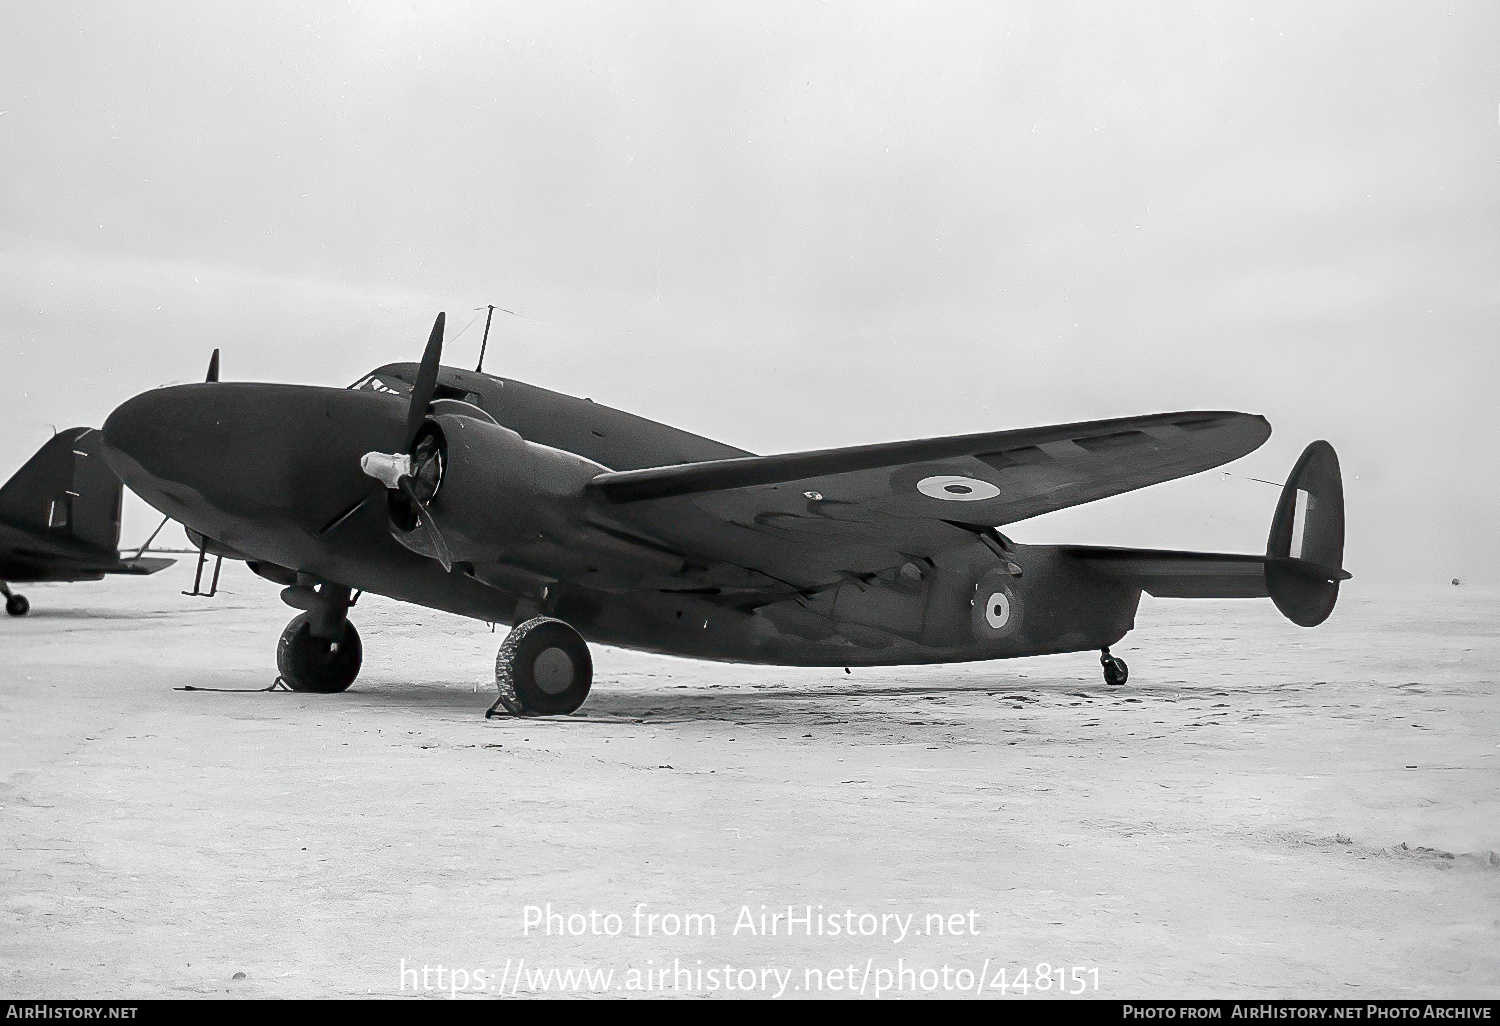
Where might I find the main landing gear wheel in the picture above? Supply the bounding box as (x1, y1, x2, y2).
(1100, 648, 1129, 687)
(276, 612, 362, 693)
(5, 593, 29, 617)
(489, 617, 593, 717)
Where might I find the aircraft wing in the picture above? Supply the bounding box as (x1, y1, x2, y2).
(585, 411, 1270, 590)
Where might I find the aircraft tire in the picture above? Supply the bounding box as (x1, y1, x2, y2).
(492, 617, 592, 716)
(277, 613, 362, 693)
(1102, 654, 1128, 687)
(6, 594, 28, 616)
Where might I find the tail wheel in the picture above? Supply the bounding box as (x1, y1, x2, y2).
(6, 594, 29, 616)
(1101, 653, 1129, 687)
(277, 612, 362, 693)
(492, 617, 592, 716)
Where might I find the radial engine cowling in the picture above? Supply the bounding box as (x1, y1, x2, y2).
(387, 407, 604, 565)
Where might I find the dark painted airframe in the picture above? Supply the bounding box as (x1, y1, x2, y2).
(98, 314, 1348, 715)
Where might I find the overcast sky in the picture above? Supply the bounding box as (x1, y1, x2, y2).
(2, 1, 1496, 584)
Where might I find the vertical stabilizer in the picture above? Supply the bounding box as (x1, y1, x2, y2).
(0, 428, 124, 554)
(1265, 440, 1345, 626)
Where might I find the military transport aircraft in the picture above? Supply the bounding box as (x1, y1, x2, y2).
(0, 428, 174, 615)
(98, 313, 1347, 716)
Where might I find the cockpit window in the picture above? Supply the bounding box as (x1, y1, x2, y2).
(348, 374, 411, 395)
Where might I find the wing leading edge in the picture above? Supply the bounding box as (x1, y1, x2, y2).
(587, 410, 1270, 528)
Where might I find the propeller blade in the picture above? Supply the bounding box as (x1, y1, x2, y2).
(398, 477, 454, 572)
(404, 312, 445, 451)
(206, 349, 220, 383)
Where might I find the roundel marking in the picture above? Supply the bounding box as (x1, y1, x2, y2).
(916, 475, 1000, 502)
(985, 591, 1011, 629)
(971, 570, 1022, 642)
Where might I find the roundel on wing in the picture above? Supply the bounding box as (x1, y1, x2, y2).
(971, 570, 1022, 642)
(917, 474, 1000, 502)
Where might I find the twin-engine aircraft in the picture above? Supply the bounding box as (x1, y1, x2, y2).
(0, 428, 174, 615)
(99, 314, 1347, 716)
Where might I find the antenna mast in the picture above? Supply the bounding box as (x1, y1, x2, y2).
(475, 304, 496, 373)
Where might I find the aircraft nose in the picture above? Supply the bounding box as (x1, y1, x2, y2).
(102, 382, 405, 535)
(101, 388, 186, 474)
(102, 385, 236, 512)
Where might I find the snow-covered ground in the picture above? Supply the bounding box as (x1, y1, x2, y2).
(2, 562, 1496, 998)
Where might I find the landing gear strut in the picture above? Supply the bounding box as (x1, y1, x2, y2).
(1100, 647, 1129, 687)
(488, 616, 593, 717)
(2, 583, 28, 617)
(276, 582, 361, 693)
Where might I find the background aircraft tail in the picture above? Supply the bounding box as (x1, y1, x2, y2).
(0, 428, 124, 555)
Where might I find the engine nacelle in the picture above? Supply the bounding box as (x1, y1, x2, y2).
(390, 409, 605, 564)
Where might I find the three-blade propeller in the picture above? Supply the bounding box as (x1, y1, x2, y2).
(360, 312, 455, 572)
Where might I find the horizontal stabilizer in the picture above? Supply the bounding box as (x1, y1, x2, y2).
(1062, 546, 1349, 600)
(111, 556, 176, 576)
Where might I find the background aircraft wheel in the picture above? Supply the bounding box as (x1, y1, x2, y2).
(6, 594, 29, 616)
(276, 612, 362, 693)
(1101, 654, 1129, 687)
(494, 617, 593, 715)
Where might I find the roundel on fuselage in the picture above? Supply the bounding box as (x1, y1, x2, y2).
(971, 569, 1022, 642)
(984, 590, 1011, 629)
